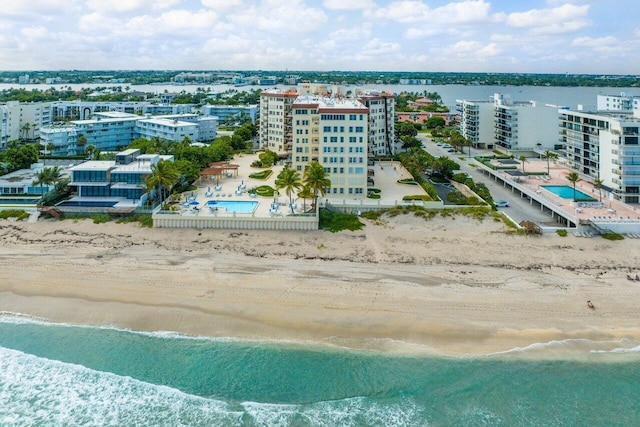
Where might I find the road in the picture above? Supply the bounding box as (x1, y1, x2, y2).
(417, 133, 559, 226)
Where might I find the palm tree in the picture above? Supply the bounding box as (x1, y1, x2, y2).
(519, 155, 527, 175)
(32, 169, 49, 196)
(542, 150, 558, 175)
(593, 178, 604, 202)
(566, 172, 581, 202)
(275, 167, 302, 214)
(303, 161, 331, 211)
(149, 160, 179, 203)
(298, 185, 313, 213)
(46, 166, 63, 185)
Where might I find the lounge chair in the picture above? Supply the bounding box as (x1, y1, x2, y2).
(205, 190, 213, 197)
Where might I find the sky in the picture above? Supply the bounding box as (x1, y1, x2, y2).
(0, 0, 638, 74)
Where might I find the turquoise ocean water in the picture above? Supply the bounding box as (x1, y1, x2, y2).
(1, 314, 639, 426)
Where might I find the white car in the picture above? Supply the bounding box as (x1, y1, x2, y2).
(495, 201, 510, 207)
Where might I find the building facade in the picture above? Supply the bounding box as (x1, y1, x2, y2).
(259, 89, 298, 155)
(201, 105, 258, 123)
(291, 96, 369, 197)
(493, 94, 560, 152)
(357, 91, 396, 156)
(68, 149, 174, 204)
(559, 108, 640, 203)
(455, 99, 495, 149)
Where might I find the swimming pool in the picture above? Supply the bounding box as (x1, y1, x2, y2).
(204, 200, 258, 213)
(541, 185, 596, 201)
(57, 201, 118, 208)
(0, 198, 39, 205)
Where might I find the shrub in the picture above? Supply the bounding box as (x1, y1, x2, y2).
(368, 188, 382, 193)
(397, 179, 418, 185)
(92, 214, 112, 224)
(601, 232, 624, 241)
(116, 214, 153, 228)
(367, 194, 381, 199)
(319, 209, 364, 232)
(556, 229, 568, 237)
(249, 169, 272, 180)
(0, 209, 29, 221)
(253, 185, 276, 197)
(403, 195, 432, 201)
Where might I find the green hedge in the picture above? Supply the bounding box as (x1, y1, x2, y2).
(367, 194, 381, 199)
(402, 195, 432, 201)
(397, 179, 418, 185)
(253, 185, 276, 197)
(249, 169, 272, 180)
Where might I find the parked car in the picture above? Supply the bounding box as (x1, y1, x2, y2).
(447, 149, 456, 153)
(495, 200, 510, 207)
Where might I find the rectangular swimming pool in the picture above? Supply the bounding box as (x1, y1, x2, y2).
(541, 185, 596, 201)
(205, 200, 258, 213)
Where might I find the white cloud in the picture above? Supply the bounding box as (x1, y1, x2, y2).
(201, 0, 243, 12)
(368, 0, 492, 24)
(505, 4, 591, 35)
(323, 0, 376, 10)
(85, 0, 181, 14)
(228, 0, 327, 33)
(572, 36, 617, 50)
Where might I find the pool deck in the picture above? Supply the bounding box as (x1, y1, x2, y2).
(481, 157, 640, 233)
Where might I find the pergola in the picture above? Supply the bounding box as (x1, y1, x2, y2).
(199, 161, 240, 182)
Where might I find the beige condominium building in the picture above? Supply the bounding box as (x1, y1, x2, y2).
(292, 95, 369, 197)
(258, 89, 298, 155)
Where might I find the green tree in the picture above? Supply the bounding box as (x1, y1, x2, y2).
(4, 144, 39, 171)
(258, 150, 278, 167)
(84, 145, 101, 160)
(275, 167, 302, 214)
(593, 178, 604, 202)
(430, 156, 459, 179)
(519, 155, 527, 175)
(298, 185, 313, 213)
(424, 116, 445, 129)
(397, 121, 418, 138)
(566, 172, 581, 202)
(542, 150, 558, 175)
(148, 159, 179, 203)
(76, 134, 88, 147)
(303, 161, 331, 210)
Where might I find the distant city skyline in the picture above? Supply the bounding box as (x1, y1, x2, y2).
(0, 0, 638, 74)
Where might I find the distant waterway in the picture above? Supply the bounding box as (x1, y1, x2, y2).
(1, 83, 638, 111)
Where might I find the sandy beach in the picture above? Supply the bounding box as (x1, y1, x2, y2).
(1, 213, 640, 356)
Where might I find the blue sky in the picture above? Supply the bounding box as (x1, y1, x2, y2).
(0, 0, 637, 73)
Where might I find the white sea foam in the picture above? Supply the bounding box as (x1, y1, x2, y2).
(0, 345, 426, 426)
(0, 346, 243, 427)
(241, 396, 426, 427)
(488, 338, 640, 360)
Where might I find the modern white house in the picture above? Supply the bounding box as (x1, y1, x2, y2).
(292, 95, 369, 197)
(65, 149, 174, 208)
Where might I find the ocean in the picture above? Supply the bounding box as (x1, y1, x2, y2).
(1, 314, 639, 426)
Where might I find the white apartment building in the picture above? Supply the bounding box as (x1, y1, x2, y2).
(493, 94, 560, 152)
(136, 117, 198, 142)
(455, 98, 495, 149)
(596, 93, 639, 112)
(201, 105, 258, 123)
(560, 108, 640, 203)
(259, 89, 298, 155)
(292, 96, 369, 197)
(0, 101, 51, 147)
(39, 125, 77, 155)
(51, 101, 149, 121)
(357, 91, 397, 156)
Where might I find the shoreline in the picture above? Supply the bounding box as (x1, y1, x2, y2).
(1, 215, 640, 358)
